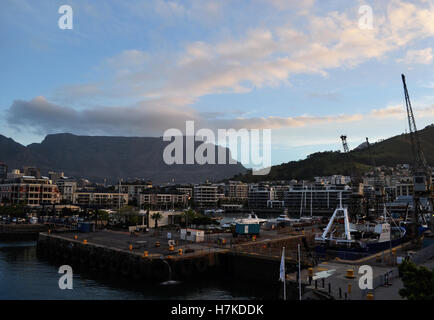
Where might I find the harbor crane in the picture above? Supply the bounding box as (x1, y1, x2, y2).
(401, 74, 432, 237)
(340, 135, 350, 153)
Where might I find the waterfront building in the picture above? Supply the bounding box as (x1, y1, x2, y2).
(283, 184, 351, 215)
(248, 184, 275, 208)
(115, 180, 153, 201)
(56, 178, 77, 203)
(74, 190, 128, 208)
(226, 181, 249, 200)
(0, 176, 61, 206)
(138, 191, 188, 209)
(193, 184, 218, 208)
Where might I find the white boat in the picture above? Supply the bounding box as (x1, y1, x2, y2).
(235, 213, 267, 224)
(268, 214, 300, 224)
(204, 208, 225, 215)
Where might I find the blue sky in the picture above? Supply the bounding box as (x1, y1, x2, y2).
(1, 0, 434, 166)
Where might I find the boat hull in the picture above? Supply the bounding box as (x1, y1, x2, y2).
(315, 236, 406, 260)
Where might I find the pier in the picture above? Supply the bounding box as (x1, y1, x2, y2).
(36, 227, 318, 285)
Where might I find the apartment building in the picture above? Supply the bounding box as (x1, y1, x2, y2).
(115, 181, 153, 201)
(226, 181, 249, 200)
(56, 178, 77, 203)
(284, 184, 351, 215)
(74, 191, 128, 208)
(248, 184, 275, 208)
(138, 192, 188, 208)
(0, 176, 61, 206)
(193, 185, 218, 208)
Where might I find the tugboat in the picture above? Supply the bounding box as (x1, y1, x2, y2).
(315, 193, 407, 260)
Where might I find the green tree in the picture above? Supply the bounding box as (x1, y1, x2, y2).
(399, 260, 434, 300)
(151, 212, 162, 229)
(182, 209, 198, 227)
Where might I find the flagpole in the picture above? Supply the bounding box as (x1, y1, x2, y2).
(298, 244, 302, 300)
(283, 246, 286, 300)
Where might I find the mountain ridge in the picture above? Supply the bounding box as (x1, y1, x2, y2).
(0, 133, 247, 184)
(231, 124, 434, 182)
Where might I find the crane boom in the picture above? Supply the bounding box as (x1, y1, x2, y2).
(402, 74, 427, 170)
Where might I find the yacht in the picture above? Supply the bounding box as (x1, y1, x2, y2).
(235, 213, 267, 224)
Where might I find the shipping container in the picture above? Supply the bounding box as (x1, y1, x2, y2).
(235, 223, 260, 235)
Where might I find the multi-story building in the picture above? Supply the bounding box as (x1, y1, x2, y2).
(176, 186, 193, 198)
(273, 185, 290, 201)
(396, 182, 413, 197)
(23, 167, 41, 179)
(115, 181, 153, 201)
(56, 178, 77, 203)
(74, 191, 128, 208)
(0, 176, 61, 206)
(7, 169, 23, 179)
(138, 191, 188, 208)
(49, 171, 64, 184)
(193, 185, 218, 208)
(226, 181, 249, 200)
(248, 184, 275, 208)
(284, 184, 351, 215)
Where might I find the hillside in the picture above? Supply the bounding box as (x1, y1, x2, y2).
(0, 133, 247, 184)
(232, 124, 434, 182)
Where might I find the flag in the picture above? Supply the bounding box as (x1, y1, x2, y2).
(279, 247, 285, 282)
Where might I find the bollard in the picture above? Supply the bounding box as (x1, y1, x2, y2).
(366, 292, 374, 300)
(308, 267, 313, 278)
(346, 269, 355, 279)
(178, 248, 183, 255)
(129, 244, 133, 251)
(143, 251, 148, 258)
(74, 235, 78, 240)
(83, 239, 88, 245)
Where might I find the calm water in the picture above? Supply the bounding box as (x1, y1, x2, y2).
(0, 241, 274, 300)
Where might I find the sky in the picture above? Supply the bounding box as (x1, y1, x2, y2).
(1, 0, 434, 167)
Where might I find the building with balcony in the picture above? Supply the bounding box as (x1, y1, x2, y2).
(0, 176, 61, 206)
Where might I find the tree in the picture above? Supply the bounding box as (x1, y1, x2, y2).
(151, 212, 162, 229)
(182, 209, 198, 227)
(398, 260, 434, 300)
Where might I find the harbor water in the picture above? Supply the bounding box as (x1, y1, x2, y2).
(0, 241, 277, 300)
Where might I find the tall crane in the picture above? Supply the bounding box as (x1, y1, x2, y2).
(340, 135, 350, 153)
(401, 74, 432, 237)
(339, 135, 364, 218)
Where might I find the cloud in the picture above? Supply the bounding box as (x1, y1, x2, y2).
(398, 48, 433, 64)
(51, 1, 434, 108)
(6, 96, 201, 137)
(6, 96, 365, 135)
